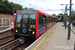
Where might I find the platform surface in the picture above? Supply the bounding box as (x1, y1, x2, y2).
(25, 23, 58, 50)
(0, 25, 13, 31)
(26, 22, 75, 50)
(38, 22, 75, 50)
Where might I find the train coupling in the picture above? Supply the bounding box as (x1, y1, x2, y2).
(19, 37, 25, 44)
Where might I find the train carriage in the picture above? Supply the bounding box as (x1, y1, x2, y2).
(13, 10, 58, 43)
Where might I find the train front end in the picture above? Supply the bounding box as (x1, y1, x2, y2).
(13, 10, 36, 43)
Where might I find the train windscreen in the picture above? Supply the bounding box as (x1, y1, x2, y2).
(29, 14, 36, 28)
(22, 14, 29, 28)
(15, 11, 36, 29)
(16, 15, 21, 27)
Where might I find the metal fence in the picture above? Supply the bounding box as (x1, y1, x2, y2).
(0, 18, 10, 28)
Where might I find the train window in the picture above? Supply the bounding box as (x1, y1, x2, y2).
(29, 14, 36, 28)
(16, 15, 22, 27)
(43, 16, 46, 26)
(52, 18, 53, 22)
(48, 17, 50, 24)
(39, 15, 43, 29)
(43, 18, 45, 25)
(22, 15, 28, 28)
(47, 16, 49, 30)
(50, 17, 52, 23)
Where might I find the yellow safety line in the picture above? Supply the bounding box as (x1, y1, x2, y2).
(34, 23, 58, 50)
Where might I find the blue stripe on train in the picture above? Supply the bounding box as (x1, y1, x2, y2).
(39, 25, 46, 36)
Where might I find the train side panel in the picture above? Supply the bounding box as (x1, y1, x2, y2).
(36, 10, 47, 39)
(36, 10, 39, 39)
(13, 10, 18, 38)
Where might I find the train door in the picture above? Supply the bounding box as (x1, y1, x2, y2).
(47, 16, 49, 30)
(39, 15, 46, 36)
(20, 13, 29, 34)
(43, 16, 47, 31)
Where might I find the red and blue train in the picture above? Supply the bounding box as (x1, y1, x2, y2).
(13, 10, 58, 43)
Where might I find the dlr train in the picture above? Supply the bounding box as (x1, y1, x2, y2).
(13, 10, 58, 43)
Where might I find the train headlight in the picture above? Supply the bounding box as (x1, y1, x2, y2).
(16, 30, 18, 32)
(32, 31, 35, 34)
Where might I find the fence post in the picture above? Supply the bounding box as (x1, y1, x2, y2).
(2, 18, 3, 27)
(9, 18, 10, 27)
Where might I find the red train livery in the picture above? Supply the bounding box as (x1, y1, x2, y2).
(13, 10, 58, 43)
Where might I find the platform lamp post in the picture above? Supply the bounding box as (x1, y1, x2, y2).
(61, 9, 66, 27)
(68, 0, 72, 40)
(30, 4, 31, 8)
(61, 4, 69, 29)
(61, 9, 65, 23)
(13, 8, 17, 23)
(13, 9, 14, 22)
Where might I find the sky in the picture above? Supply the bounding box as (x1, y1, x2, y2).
(8, 0, 75, 15)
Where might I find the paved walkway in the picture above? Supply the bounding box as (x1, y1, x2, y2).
(46, 22, 75, 50)
(37, 22, 75, 50)
(0, 25, 13, 31)
(0, 27, 9, 31)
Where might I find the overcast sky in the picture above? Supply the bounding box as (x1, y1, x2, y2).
(8, 0, 75, 15)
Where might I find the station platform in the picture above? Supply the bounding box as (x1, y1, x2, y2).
(25, 22, 75, 50)
(0, 27, 9, 31)
(0, 25, 13, 33)
(0, 25, 13, 30)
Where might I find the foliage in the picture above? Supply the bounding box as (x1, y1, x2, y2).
(58, 13, 64, 16)
(28, 8, 35, 10)
(67, 14, 75, 22)
(52, 14, 57, 17)
(57, 13, 64, 18)
(0, 0, 35, 14)
(23, 7, 28, 10)
(71, 14, 75, 20)
(0, 0, 23, 14)
(23, 7, 35, 10)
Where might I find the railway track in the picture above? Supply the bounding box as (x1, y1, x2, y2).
(0, 29, 13, 46)
(0, 35, 13, 45)
(0, 38, 34, 50)
(0, 29, 34, 50)
(0, 29, 20, 50)
(0, 38, 20, 50)
(0, 30, 12, 37)
(12, 39, 34, 50)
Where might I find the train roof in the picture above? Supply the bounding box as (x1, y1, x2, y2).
(37, 10, 58, 19)
(17, 10, 58, 19)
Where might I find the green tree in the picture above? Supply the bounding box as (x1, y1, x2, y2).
(58, 13, 64, 16)
(57, 13, 64, 18)
(0, 0, 9, 13)
(14, 3, 22, 10)
(3, 0, 10, 13)
(0, 0, 3, 2)
(0, 4, 5, 13)
(9, 2, 22, 14)
(0, 0, 35, 14)
(0, 0, 4, 13)
(28, 8, 35, 10)
(52, 14, 57, 17)
(23, 7, 28, 10)
(71, 14, 75, 20)
(23, 7, 35, 10)
(0, 0, 23, 14)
